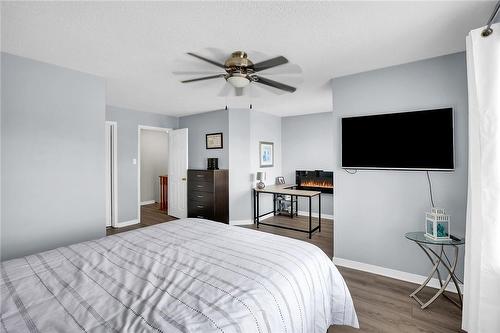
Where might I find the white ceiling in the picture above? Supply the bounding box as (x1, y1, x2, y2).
(1, 1, 495, 117)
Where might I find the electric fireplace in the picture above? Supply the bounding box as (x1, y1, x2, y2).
(295, 170, 333, 193)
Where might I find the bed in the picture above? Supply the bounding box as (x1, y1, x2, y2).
(1, 218, 358, 332)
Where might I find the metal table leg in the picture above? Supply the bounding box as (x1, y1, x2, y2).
(409, 243, 462, 309)
(308, 196, 312, 239)
(253, 189, 256, 224)
(256, 191, 260, 228)
(318, 193, 321, 233)
(410, 244, 444, 304)
(295, 196, 298, 217)
(273, 194, 276, 216)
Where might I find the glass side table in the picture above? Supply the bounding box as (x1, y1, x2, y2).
(405, 231, 465, 310)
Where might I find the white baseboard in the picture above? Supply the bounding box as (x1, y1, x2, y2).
(230, 220, 253, 226)
(140, 200, 156, 206)
(113, 219, 139, 228)
(297, 210, 334, 220)
(333, 257, 463, 294)
(260, 212, 274, 220)
(230, 212, 274, 226)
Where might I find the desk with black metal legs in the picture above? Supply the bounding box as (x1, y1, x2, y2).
(253, 184, 321, 239)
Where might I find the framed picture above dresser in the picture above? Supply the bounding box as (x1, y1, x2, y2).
(206, 132, 223, 149)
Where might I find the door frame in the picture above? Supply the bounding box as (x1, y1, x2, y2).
(137, 125, 171, 223)
(105, 121, 118, 228)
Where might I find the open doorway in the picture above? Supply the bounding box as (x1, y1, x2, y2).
(138, 126, 170, 223)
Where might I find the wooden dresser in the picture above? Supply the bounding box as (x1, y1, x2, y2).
(187, 169, 229, 224)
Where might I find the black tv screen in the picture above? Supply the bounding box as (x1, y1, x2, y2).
(341, 108, 454, 170)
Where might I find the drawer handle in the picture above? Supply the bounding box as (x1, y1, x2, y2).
(196, 175, 204, 178)
(197, 185, 204, 188)
(197, 205, 204, 208)
(197, 195, 204, 198)
(196, 216, 204, 218)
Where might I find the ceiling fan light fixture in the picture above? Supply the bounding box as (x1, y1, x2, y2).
(227, 74, 250, 88)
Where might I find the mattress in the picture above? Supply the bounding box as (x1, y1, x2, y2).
(1, 218, 358, 332)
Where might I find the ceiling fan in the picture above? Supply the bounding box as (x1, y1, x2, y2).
(177, 50, 297, 95)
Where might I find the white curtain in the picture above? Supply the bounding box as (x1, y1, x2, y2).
(463, 23, 500, 333)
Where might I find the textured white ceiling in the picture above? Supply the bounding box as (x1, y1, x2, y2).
(1, 1, 494, 117)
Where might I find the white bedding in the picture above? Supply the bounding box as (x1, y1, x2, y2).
(1, 218, 358, 332)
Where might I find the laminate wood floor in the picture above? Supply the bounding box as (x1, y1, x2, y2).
(106, 203, 177, 236)
(331, 266, 463, 333)
(108, 210, 463, 332)
(240, 214, 332, 258)
(241, 215, 463, 333)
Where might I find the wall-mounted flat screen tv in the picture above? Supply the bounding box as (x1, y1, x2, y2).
(341, 108, 454, 170)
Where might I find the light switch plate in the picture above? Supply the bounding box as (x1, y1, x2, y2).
(132, 158, 137, 165)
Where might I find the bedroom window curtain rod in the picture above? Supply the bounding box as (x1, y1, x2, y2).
(482, 0, 500, 37)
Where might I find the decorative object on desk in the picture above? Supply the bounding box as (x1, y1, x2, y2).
(259, 141, 274, 167)
(276, 176, 285, 185)
(206, 132, 223, 149)
(207, 158, 219, 170)
(425, 207, 450, 240)
(256, 172, 266, 189)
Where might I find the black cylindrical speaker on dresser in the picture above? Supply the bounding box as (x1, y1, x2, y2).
(207, 158, 219, 170)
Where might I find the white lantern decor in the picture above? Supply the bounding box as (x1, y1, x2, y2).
(425, 207, 451, 240)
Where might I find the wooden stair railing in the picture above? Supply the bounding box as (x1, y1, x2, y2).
(159, 175, 168, 212)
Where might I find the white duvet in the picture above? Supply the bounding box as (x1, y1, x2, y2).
(1, 218, 358, 332)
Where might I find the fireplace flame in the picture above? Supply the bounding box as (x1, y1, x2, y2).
(300, 179, 333, 189)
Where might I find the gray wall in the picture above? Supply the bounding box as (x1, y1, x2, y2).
(228, 109, 252, 222)
(250, 111, 282, 215)
(1, 53, 106, 260)
(179, 110, 229, 170)
(140, 129, 168, 203)
(178, 108, 281, 223)
(282, 112, 334, 216)
(332, 52, 468, 279)
(106, 106, 178, 223)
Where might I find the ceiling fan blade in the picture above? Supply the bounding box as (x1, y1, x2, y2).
(252, 56, 289, 72)
(251, 81, 286, 95)
(256, 63, 302, 75)
(181, 74, 225, 83)
(173, 70, 223, 75)
(254, 75, 296, 93)
(187, 52, 225, 69)
(204, 47, 228, 63)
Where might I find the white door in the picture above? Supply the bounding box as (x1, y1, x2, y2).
(105, 121, 117, 227)
(168, 128, 188, 218)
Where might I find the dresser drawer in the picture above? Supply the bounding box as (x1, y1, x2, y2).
(188, 170, 214, 184)
(188, 181, 214, 193)
(188, 202, 213, 219)
(189, 191, 213, 204)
